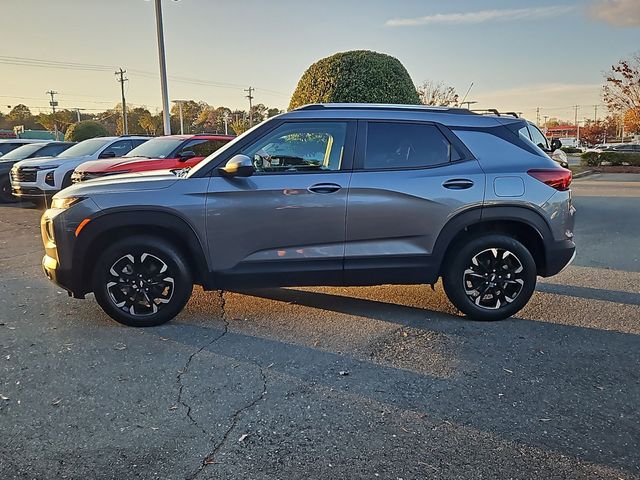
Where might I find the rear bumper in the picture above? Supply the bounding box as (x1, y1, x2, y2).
(542, 239, 576, 277)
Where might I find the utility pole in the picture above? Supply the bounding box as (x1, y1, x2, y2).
(154, 0, 171, 135)
(244, 86, 254, 127)
(594, 105, 598, 122)
(115, 68, 128, 134)
(223, 112, 229, 135)
(543, 115, 549, 133)
(574, 105, 579, 146)
(46, 90, 59, 140)
(74, 108, 85, 123)
(536, 107, 540, 126)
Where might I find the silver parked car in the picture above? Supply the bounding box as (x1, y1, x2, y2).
(41, 104, 576, 327)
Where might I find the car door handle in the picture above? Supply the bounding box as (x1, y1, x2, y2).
(308, 183, 342, 194)
(442, 179, 474, 190)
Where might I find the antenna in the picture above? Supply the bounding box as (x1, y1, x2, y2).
(460, 82, 474, 105)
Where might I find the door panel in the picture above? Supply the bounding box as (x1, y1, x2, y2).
(206, 172, 350, 281)
(204, 120, 355, 286)
(345, 120, 485, 284)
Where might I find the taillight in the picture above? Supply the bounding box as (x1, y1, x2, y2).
(527, 168, 572, 191)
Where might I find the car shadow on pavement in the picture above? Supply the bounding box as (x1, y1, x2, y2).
(537, 283, 640, 306)
(151, 287, 639, 475)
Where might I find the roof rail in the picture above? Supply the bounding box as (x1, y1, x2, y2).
(296, 103, 477, 115)
(471, 109, 520, 118)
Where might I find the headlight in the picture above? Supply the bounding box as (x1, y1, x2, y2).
(50, 196, 85, 209)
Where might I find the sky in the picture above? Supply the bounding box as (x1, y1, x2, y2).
(1, 0, 639, 124)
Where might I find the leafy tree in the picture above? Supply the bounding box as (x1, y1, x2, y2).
(139, 112, 164, 136)
(289, 50, 420, 110)
(64, 121, 108, 142)
(116, 107, 152, 135)
(6, 104, 37, 129)
(230, 118, 249, 135)
(580, 117, 618, 145)
(418, 80, 459, 106)
(170, 100, 205, 133)
(267, 107, 283, 118)
(623, 107, 640, 133)
(604, 54, 640, 112)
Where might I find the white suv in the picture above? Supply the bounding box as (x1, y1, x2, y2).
(11, 136, 148, 204)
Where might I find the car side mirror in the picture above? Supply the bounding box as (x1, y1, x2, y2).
(219, 154, 255, 177)
(99, 151, 116, 159)
(177, 150, 196, 162)
(550, 139, 562, 151)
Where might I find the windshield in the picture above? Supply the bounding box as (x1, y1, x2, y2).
(58, 138, 111, 158)
(124, 137, 184, 159)
(187, 120, 272, 177)
(0, 143, 44, 161)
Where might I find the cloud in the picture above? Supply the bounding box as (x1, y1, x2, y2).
(386, 6, 575, 27)
(589, 0, 640, 27)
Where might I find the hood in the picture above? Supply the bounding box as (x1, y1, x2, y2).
(14, 155, 90, 169)
(57, 170, 179, 197)
(1, 155, 55, 165)
(77, 156, 150, 173)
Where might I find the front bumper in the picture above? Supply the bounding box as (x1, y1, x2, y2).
(13, 185, 56, 199)
(42, 254, 84, 298)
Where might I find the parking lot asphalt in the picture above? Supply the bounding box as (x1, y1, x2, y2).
(1, 174, 639, 480)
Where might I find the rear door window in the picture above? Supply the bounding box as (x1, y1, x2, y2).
(529, 125, 549, 150)
(106, 140, 134, 157)
(364, 122, 456, 170)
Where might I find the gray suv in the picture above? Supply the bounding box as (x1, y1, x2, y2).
(41, 104, 576, 327)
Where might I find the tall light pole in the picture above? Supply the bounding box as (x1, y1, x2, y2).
(154, 0, 171, 135)
(172, 100, 185, 134)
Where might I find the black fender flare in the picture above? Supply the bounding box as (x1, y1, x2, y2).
(73, 207, 210, 288)
(431, 205, 554, 274)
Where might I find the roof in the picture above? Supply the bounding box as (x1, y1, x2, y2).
(285, 103, 517, 128)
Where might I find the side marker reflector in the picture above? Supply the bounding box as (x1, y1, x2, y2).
(75, 218, 91, 237)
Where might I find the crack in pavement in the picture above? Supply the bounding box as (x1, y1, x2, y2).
(187, 362, 267, 480)
(184, 291, 269, 480)
(175, 290, 229, 436)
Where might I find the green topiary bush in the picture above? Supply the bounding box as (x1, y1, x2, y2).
(289, 50, 420, 110)
(64, 121, 108, 142)
(581, 151, 640, 166)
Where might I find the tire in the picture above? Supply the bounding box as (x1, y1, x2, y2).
(0, 177, 17, 203)
(92, 235, 193, 327)
(442, 234, 537, 321)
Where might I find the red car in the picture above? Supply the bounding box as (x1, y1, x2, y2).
(72, 134, 234, 183)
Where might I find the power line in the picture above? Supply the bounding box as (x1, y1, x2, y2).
(0, 55, 290, 98)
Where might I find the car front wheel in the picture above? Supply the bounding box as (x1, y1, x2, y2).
(92, 236, 193, 327)
(443, 234, 537, 321)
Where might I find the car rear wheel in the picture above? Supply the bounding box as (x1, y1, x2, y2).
(92, 236, 193, 327)
(442, 234, 537, 321)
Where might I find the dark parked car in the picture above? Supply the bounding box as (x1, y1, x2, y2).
(0, 141, 75, 202)
(41, 104, 575, 327)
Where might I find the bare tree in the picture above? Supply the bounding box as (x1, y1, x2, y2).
(604, 54, 640, 111)
(417, 81, 459, 106)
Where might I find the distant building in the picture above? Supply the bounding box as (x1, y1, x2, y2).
(544, 125, 579, 147)
(0, 129, 58, 140)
